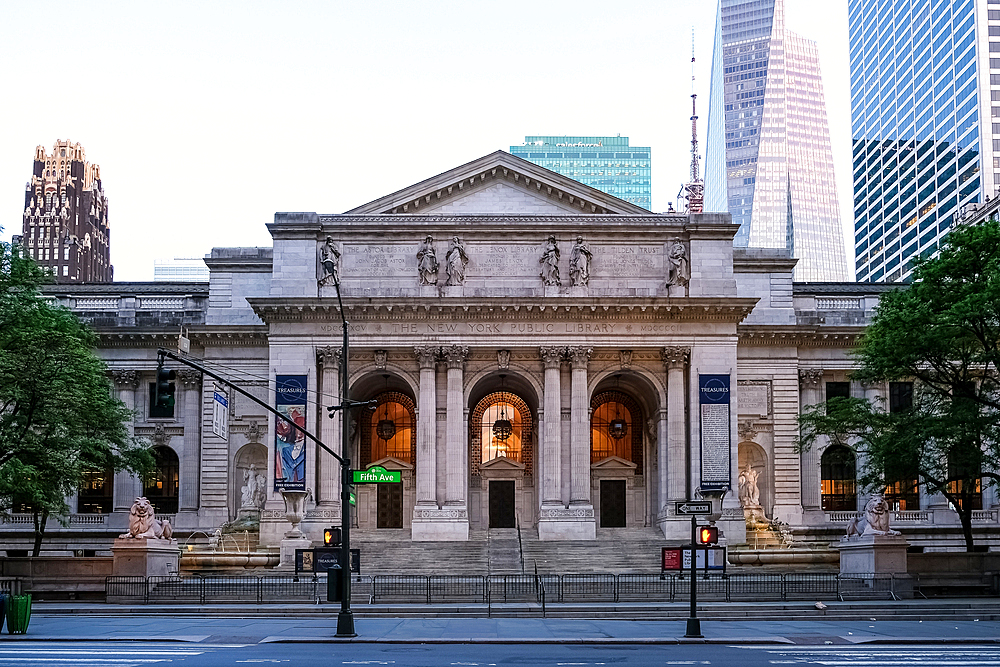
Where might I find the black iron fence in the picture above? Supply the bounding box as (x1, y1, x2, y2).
(106, 572, 930, 605)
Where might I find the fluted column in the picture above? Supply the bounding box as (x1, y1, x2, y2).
(662, 347, 690, 505)
(539, 346, 564, 506)
(112, 370, 142, 512)
(317, 346, 341, 511)
(567, 346, 592, 506)
(799, 369, 824, 510)
(414, 346, 439, 508)
(177, 369, 202, 513)
(443, 345, 469, 507)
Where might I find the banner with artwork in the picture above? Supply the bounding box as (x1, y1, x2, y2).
(274, 374, 307, 491)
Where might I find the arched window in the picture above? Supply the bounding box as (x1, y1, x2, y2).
(947, 452, 983, 511)
(590, 391, 643, 472)
(820, 445, 857, 511)
(883, 452, 919, 511)
(143, 446, 179, 515)
(361, 392, 415, 465)
(470, 391, 534, 476)
(78, 467, 113, 514)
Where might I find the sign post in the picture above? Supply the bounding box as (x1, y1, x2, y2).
(675, 500, 711, 639)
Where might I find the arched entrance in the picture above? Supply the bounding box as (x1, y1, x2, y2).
(821, 445, 857, 512)
(360, 390, 415, 529)
(591, 389, 643, 528)
(469, 373, 536, 531)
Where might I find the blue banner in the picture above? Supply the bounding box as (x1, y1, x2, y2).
(274, 374, 308, 491)
(699, 374, 731, 405)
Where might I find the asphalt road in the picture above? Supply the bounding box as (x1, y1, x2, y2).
(4, 642, 1000, 666)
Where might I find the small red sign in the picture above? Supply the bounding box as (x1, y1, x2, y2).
(661, 547, 682, 570)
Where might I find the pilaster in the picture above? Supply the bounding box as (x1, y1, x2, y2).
(316, 346, 341, 516)
(112, 370, 142, 512)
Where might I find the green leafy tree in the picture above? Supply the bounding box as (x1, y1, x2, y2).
(0, 242, 153, 555)
(799, 218, 1000, 551)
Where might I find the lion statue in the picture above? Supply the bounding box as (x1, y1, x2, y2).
(846, 494, 900, 538)
(119, 496, 173, 540)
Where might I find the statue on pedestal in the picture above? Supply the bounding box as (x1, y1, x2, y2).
(119, 497, 173, 540)
(846, 494, 901, 537)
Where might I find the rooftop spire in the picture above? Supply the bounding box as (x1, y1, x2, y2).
(682, 28, 704, 214)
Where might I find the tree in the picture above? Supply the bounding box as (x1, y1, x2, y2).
(0, 242, 153, 555)
(799, 218, 1000, 551)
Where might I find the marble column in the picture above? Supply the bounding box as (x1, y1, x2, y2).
(539, 346, 564, 507)
(443, 345, 469, 507)
(799, 369, 824, 512)
(413, 345, 439, 509)
(112, 370, 142, 512)
(661, 347, 690, 508)
(316, 346, 341, 514)
(567, 346, 592, 506)
(177, 369, 202, 514)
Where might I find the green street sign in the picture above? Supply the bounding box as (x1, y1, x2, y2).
(352, 465, 401, 484)
(349, 492, 356, 506)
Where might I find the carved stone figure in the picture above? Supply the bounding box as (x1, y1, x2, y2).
(417, 236, 439, 285)
(569, 236, 592, 286)
(846, 494, 900, 537)
(319, 236, 341, 286)
(539, 236, 561, 286)
(240, 464, 261, 509)
(738, 463, 761, 507)
(665, 241, 690, 289)
(120, 497, 173, 540)
(496, 349, 511, 370)
(445, 236, 469, 286)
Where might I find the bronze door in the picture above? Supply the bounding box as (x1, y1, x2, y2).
(377, 482, 403, 528)
(489, 480, 516, 528)
(600, 480, 626, 527)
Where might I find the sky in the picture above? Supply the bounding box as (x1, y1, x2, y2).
(0, 1, 853, 282)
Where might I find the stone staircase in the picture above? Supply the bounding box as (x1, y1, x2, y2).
(522, 528, 667, 574)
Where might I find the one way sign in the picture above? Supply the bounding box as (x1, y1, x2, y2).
(675, 501, 712, 515)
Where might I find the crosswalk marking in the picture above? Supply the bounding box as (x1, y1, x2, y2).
(737, 645, 1000, 665)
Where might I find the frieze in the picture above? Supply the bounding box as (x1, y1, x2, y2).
(260, 509, 285, 520)
(305, 508, 342, 520)
(413, 509, 468, 520)
(539, 507, 595, 519)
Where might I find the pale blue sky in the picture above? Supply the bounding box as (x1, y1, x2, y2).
(0, 1, 852, 281)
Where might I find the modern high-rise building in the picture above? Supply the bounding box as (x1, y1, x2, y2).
(509, 136, 651, 209)
(704, 0, 850, 282)
(19, 141, 112, 283)
(153, 258, 210, 282)
(849, 0, 992, 283)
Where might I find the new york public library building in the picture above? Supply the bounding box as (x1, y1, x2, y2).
(7, 151, 999, 563)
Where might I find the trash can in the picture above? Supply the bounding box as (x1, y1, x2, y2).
(327, 564, 342, 603)
(6, 593, 31, 635)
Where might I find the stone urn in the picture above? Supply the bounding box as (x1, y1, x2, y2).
(280, 489, 309, 539)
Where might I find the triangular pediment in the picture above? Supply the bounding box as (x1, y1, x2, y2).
(345, 151, 651, 216)
(369, 456, 413, 471)
(591, 456, 637, 471)
(479, 455, 525, 471)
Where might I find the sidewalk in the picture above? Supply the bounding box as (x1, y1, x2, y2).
(4, 602, 1000, 644)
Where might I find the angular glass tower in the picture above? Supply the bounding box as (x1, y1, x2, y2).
(705, 0, 850, 282)
(850, 0, 991, 283)
(509, 136, 651, 210)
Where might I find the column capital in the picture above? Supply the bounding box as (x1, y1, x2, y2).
(443, 345, 469, 369)
(798, 368, 824, 387)
(566, 346, 592, 368)
(539, 346, 565, 369)
(176, 369, 202, 389)
(111, 369, 141, 389)
(317, 345, 342, 369)
(660, 346, 690, 370)
(413, 345, 439, 369)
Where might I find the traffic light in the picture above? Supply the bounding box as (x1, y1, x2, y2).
(323, 526, 341, 546)
(697, 525, 719, 545)
(154, 365, 176, 411)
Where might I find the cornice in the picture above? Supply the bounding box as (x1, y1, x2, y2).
(42, 282, 209, 297)
(248, 297, 759, 325)
(96, 327, 268, 348)
(793, 282, 902, 295)
(738, 325, 864, 347)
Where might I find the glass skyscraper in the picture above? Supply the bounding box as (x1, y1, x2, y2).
(850, 0, 992, 283)
(705, 0, 850, 282)
(509, 136, 651, 210)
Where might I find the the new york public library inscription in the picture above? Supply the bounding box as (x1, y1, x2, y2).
(317, 321, 682, 336)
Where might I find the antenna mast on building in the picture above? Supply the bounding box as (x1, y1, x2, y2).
(681, 28, 704, 214)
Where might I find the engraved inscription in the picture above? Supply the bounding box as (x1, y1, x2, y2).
(344, 244, 417, 277)
(598, 246, 659, 277)
(471, 245, 537, 277)
(701, 403, 731, 483)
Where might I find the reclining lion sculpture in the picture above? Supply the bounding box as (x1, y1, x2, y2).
(119, 496, 173, 540)
(846, 494, 900, 538)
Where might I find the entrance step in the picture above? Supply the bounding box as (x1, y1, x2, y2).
(487, 529, 522, 574)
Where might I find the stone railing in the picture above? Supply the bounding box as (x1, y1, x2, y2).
(972, 509, 998, 523)
(0, 514, 34, 525)
(892, 510, 929, 522)
(827, 512, 861, 522)
(69, 514, 107, 525)
(138, 297, 186, 310)
(816, 297, 862, 310)
(2, 513, 109, 527)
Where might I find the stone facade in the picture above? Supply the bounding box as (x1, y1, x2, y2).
(5, 151, 998, 555)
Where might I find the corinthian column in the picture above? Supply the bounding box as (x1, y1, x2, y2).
(413, 345, 438, 509)
(112, 370, 142, 512)
(317, 346, 341, 512)
(661, 347, 690, 508)
(176, 369, 202, 513)
(443, 345, 469, 507)
(799, 369, 824, 511)
(539, 346, 564, 507)
(567, 346, 592, 506)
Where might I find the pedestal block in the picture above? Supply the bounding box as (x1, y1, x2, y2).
(411, 507, 470, 541)
(537, 506, 596, 541)
(279, 536, 313, 567)
(837, 534, 909, 575)
(111, 538, 180, 577)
